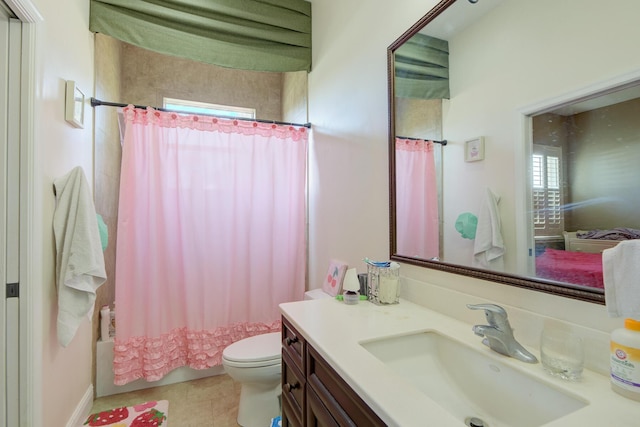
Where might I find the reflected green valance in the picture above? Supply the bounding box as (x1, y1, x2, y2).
(395, 33, 449, 99)
(89, 0, 311, 72)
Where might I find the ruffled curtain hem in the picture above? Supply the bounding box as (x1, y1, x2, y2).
(113, 320, 281, 385)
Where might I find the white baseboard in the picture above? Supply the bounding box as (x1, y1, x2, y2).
(65, 384, 93, 427)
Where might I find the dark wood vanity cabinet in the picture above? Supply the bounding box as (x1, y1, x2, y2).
(281, 317, 385, 427)
(282, 317, 306, 427)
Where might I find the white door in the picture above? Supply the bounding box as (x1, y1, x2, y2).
(0, 3, 21, 427)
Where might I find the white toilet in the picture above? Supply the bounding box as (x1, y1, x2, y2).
(222, 289, 331, 427)
(222, 332, 282, 427)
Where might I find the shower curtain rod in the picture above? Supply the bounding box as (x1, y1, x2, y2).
(396, 135, 447, 146)
(90, 97, 312, 128)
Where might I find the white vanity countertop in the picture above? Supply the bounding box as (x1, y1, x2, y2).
(279, 298, 639, 427)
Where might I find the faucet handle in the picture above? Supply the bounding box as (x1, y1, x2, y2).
(467, 303, 507, 315)
(467, 304, 509, 329)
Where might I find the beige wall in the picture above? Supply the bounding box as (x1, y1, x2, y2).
(533, 100, 640, 234)
(569, 98, 640, 230)
(33, 0, 96, 425)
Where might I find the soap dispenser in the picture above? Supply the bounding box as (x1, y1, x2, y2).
(611, 318, 640, 401)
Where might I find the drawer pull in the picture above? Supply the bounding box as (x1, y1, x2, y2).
(285, 336, 299, 346)
(284, 382, 300, 392)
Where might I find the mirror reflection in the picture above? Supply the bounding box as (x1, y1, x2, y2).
(390, 0, 640, 302)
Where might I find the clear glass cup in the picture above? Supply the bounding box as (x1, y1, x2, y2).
(540, 329, 584, 381)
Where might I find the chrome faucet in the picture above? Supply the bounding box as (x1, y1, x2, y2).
(467, 303, 538, 364)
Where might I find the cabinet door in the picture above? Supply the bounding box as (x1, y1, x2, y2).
(282, 395, 303, 427)
(306, 384, 340, 427)
(307, 346, 385, 426)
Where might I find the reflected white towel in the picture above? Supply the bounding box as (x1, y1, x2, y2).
(53, 167, 107, 347)
(603, 240, 640, 318)
(473, 188, 505, 271)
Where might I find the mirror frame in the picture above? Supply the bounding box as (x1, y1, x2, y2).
(387, 0, 605, 305)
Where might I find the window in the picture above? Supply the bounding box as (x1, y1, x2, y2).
(532, 144, 563, 237)
(163, 97, 255, 119)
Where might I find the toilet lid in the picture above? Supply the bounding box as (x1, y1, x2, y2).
(222, 332, 281, 364)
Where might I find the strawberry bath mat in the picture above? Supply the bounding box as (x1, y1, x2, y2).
(82, 400, 168, 427)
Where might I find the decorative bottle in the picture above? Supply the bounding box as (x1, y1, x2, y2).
(109, 303, 116, 339)
(611, 318, 640, 401)
(100, 305, 110, 342)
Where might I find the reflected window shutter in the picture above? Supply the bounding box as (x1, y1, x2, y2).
(532, 145, 564, 236)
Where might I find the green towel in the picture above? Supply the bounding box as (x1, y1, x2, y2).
(96, 214, 108, 251)
(455, 212, 478, 240)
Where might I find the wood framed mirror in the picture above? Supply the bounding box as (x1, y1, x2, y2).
(389, 0, 640, 304)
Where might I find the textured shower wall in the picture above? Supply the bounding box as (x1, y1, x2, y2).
(395, 97, 442, 140)
(120, 42, 284, 121)
(93, 33, 123, 392)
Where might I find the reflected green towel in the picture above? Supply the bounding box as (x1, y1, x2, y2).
(96, 214, 108, 251)
(455, 212, 477, 240)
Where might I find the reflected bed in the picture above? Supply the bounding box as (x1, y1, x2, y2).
(535, 248, 604, 289)
(535, 231, 635, 289)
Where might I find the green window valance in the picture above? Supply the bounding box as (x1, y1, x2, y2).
(89, 0, 312, 73)
(394, 33, 449, 99)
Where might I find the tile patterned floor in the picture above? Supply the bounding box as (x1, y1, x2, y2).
(90, 374, 242, 427)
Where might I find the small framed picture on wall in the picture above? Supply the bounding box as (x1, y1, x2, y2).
(465, 137, 485, 162)
(65, 80, 85, 128)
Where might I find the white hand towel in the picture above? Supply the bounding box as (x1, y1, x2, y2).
(53, 167, 107, 347)
(603, 240, 640, 318)
(473, 188, 505, 271)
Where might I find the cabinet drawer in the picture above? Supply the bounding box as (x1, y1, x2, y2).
(282, 350, 305, 426)
(307, 345, 385, 426)
(282, 317, 306, 372)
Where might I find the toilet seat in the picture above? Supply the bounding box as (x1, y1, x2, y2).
(222, 332, 281, 368)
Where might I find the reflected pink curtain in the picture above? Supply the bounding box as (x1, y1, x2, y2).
(113, 106, 307, 385)
(395, 138, 439, 259)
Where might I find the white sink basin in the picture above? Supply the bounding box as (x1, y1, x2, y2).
(360, 331, 588, 427)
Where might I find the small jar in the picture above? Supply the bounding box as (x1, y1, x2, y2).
(343, 291, 360, 305)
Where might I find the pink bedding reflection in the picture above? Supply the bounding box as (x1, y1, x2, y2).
(535, 248, 603, 289)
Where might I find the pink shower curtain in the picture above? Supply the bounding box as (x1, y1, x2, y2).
(113, 106, 308, 385)
(395, 138, 440, 260)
